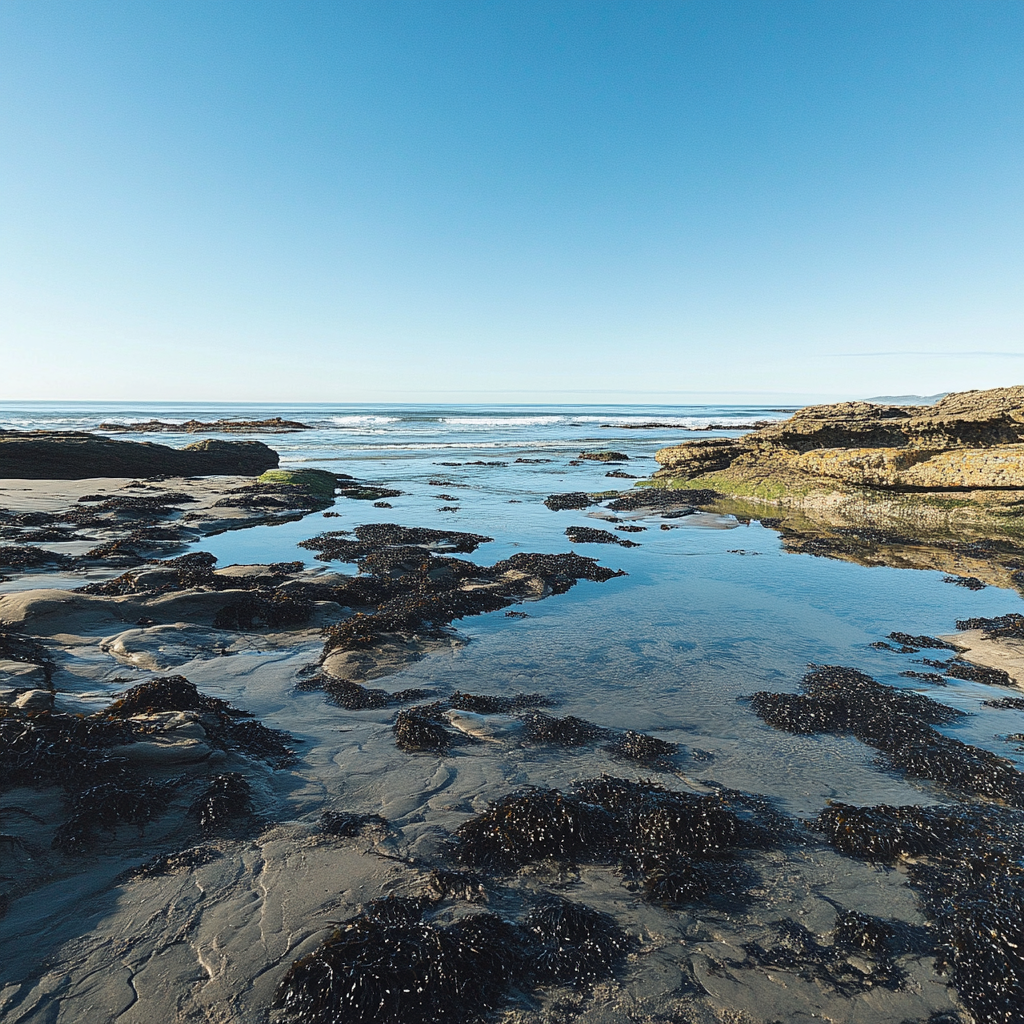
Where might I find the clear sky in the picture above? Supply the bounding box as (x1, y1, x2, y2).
(1, 0, 1021, 403)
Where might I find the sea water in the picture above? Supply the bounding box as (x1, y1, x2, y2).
(3, 399, 1023, 798)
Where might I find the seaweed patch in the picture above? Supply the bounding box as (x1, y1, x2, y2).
(815, 800, 1024, 1024)
(272, 893, 628, 1024)
(188, 773, 254, 831)
(748, 665, 1024, 805)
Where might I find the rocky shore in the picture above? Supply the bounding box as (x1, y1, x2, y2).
(3, 419, 1024, 1024)
(98, 416, 313, 433)
(652, 386, 1024, 595)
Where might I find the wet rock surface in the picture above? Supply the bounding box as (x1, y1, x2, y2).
(0, 431, 279, 478)
(648, 388, 1024, 591)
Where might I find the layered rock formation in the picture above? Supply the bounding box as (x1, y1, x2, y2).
(0, 431, 279, 478)
(655, 387, 1024, 491)
(652, 387, 1024, 589)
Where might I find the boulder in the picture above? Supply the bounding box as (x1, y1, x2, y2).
(0, 431, 279, 479)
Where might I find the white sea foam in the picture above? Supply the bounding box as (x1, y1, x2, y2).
(327, 415, 401, 426)
(439, 416, 569, 427)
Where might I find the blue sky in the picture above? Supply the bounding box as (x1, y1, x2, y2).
(1, 0, 1021, 402)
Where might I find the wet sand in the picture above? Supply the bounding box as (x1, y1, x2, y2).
(1, 473, 1020, 1024)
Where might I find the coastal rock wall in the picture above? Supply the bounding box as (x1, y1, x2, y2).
(656, 386, 1024, 491)
(0, 432, 279, 478)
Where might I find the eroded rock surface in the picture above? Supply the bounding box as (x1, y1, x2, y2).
(0, 431, 279, 478)
(656, 386, 1024, 491)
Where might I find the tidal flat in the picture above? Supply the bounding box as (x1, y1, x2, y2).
(1, 401, 1023, 1024)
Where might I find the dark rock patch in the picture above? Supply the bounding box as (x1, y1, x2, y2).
(0, 432, 278, 478)
(544, 492, 595, 511)
(577, 451, 628, 462)
(99, 417, 312, 434)
(565, 526, 639, 547)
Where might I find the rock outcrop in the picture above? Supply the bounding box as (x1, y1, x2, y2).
(651, 388, 1024, 591)
(0, 432, 279, 479)
(98, 417, 312, 433)
(655, 387, 1024, 491)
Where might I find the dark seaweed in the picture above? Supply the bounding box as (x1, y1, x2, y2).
(816, 801, 1024, 1024)
(455, 788, 615, 871)
(956, 613, 1024, 638)
(105, 675, 243, 718)
(888, 632, 962, 651)
(122, 845, 221, 879)
(748, 665, 1024, 805)
(605, 488, 719, 512)
(53, 779, 173, 854)
(565, 526, 639, 547)
(314, 544, 623, 664)
(0, 631, 55, 685)
(213, 589, 313, 629)
(455, 776, 772, 902)
(739, 917, 906, 995)
(0, 545, 73, 569)
(543, 492, 595, 511)
(944, 660, 1014, 688)
(606, 729, 679, 766)
(273, 906, 521, 1024)
(299, 524, 491, 563)
(522, 896, 630, 985)
(300, 673, 434, 709)
(188, 773, 254, 831)
(984, 697, 1024, 710)
(393, 705, 451, 753)
(943, 575, 986, 590)
(448, 690, 556, 713)
(521, 711, 608, 746)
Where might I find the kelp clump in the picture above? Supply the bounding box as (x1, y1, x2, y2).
(188, 773, 254, 831)
(607, 729, 680, 767)
(455, 788, 614, 871)
(104, 675, 296, 766)
(273, 894, 628, 1024)
(455, 776, 778, 907)
(52, 779, 174, 854)
(748, 665, 1024, 806)
(393, 705, 451, 754)
(816, 801, 1024, 1024)
(303, 525, 624, 669)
